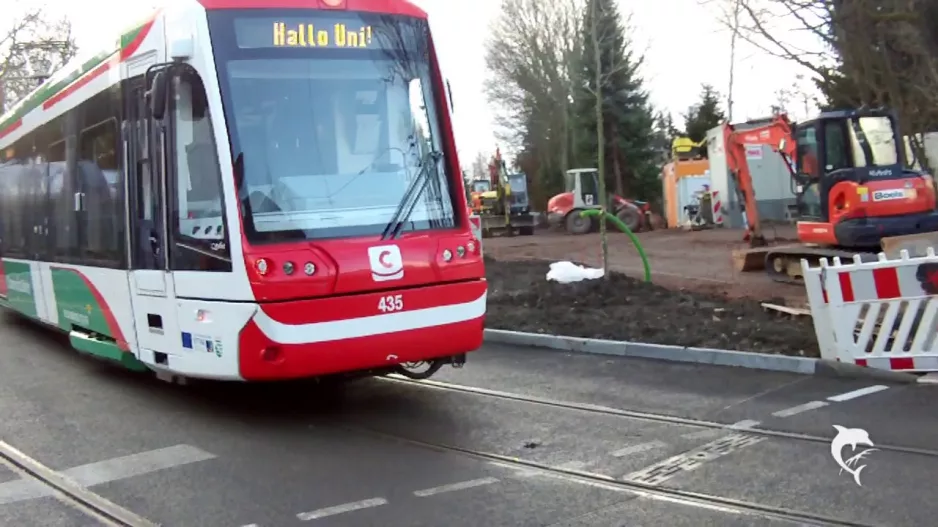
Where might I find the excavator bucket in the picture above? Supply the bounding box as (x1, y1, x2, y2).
(880, 231, 938, 258)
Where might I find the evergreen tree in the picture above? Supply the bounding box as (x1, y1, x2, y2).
(682, 84, 726, 142)
(573, 0, 660, 201)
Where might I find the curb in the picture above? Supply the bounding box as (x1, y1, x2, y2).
(483, 329, 921, 383)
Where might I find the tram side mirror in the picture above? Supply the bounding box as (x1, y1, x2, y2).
(148, 71, 168, 120)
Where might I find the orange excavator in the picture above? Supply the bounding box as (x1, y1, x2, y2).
(726, 108, 938, 283)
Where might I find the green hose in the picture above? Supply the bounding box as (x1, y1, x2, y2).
(579, 208, 652, 282)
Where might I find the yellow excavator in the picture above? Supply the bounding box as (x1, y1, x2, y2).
(468, 147, 535, 236)
(672, 136, 706, 160)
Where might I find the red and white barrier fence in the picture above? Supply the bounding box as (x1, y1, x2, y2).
(711, 189, 723, 225)
(802, 249, 938, 372)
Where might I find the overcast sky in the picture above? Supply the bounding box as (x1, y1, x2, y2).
(42, 0, 820, 166)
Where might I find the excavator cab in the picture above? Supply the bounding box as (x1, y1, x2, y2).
(787, 108, 938, 248)
(471, 180, 491, 193)
(564, 168, 601, 208)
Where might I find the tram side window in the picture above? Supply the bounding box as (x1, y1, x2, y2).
(170, 69, 231, 271)
(1, 141, 31, 257)
(0, 157, 16, 256)
(47, 137, 75, 260)
(78, 118, 122, 265)
(24, 149, 49, 258)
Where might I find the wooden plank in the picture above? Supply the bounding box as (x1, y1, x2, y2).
(761, 302, 811, 317)
(881, 231, 938, 258)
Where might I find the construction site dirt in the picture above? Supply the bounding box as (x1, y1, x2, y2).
(483, 225, 805, 304)
(483, 226, 820, 357)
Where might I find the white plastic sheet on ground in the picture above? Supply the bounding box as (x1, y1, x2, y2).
(545, 261, 604, 283)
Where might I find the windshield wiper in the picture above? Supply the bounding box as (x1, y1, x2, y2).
(381, 150, 443, 240)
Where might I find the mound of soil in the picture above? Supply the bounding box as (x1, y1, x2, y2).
(484, 257, 819, 357)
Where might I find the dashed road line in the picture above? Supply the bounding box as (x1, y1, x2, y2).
(413, 477, 500, 497)
(771, 401, 829, 418)
(296, 498, 388, 521)
(611, 440, 665, 457)
(827, 385, 889, 402)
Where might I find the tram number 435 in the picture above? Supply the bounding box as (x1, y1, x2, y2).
(378, 294, 404, 313)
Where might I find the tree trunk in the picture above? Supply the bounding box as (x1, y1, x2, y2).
(561, 97, 570, 173)
(591, 0, 608, 278)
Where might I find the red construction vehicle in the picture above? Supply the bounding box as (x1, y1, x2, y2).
(546, 168, 653, 234)
(726, 108, 938, 283)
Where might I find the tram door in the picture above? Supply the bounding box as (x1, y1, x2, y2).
(123, 54, 182, 366)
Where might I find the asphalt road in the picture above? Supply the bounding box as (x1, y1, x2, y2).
(0, 312, 936, 527)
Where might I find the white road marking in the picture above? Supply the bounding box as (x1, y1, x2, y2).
(611, 440, 665, 457)
(0, 479, 50, 505)
(727, 419, 760, 430)
(0, 445, 215, 505)
(413, 477, 499, 497)
(624, 433, 766, 486)
(490, 461, 541, 478)
(557, 460, 594, 471)
(680, 429, 722, 440)
(64, 445, 215, 486)
(827, 385, 889, 402)
(771, 401, 829, 417)
(681, 420, 759, 440)
(296, 498, 387, 520)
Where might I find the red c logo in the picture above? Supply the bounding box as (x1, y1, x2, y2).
(378, 250, 393, 268)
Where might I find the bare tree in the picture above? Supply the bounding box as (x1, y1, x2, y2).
(700, 0, 835, 80)
(470, 151, 488, 180)
(701, 0, 938, 170)
(0, 6, 77, 113)
(580, 0, 643, 277)
(484, 0, 584, 202)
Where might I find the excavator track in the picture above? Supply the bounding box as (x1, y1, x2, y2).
(763, 245, 880, 285)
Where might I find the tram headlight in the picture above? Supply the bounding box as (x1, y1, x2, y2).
(456, 245, 466, 257)
(304, 262, 316, 275)
(442, 249, 453, 261)
(255, 258, 270, 275)
(283, 261, 295, 275)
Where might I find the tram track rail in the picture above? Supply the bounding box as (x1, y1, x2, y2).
(343, 423, 878, 527)
(379, 374, 938, 459)
(0, 439, 157, 527)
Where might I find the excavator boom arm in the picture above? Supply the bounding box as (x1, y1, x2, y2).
(722, 114, 796, 246)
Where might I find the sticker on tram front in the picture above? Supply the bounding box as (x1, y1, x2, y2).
(368, 245, 404, 282)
